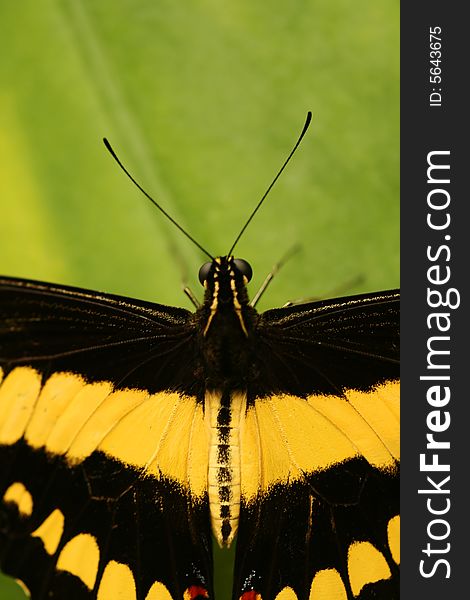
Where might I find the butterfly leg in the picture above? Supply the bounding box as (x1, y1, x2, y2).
(282, 274, 365, 307)
(250, 244, 301, 307)
(183, 284, 201, 308)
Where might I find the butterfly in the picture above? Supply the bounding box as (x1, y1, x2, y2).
(0, 114, 399, 599)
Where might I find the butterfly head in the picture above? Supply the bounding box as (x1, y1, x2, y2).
(199, 256, 251, 285)
(198, 256, 253, 337)
(199, 256, 252, 302)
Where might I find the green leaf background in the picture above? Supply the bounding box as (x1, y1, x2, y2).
(0, 1, 399, 598)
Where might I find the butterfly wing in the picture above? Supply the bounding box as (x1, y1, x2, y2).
(235, 291, 400, 600)
(0, 277, 400, 599)
(0, 277, 212, 600)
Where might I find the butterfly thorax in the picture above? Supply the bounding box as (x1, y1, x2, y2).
(195, 256, 257, 547)
(196, 256, 258, 388)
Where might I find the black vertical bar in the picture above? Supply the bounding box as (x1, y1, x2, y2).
(401, 2, 467, 598)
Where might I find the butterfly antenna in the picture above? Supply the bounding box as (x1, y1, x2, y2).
(227, 111, 312, 256)
(103, 138, 214, 260)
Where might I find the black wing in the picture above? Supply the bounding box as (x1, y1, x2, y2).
(235, 291, 400, 600)
(0, 276, 212, 600)
(0, 276, 200, 392)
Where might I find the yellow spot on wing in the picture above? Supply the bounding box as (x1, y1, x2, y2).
(1, 368, 208, 496)
(275, 587, 298, 600)
(97, 561, 136, 600)
(95, 391, 180, 469)
(31, 508, 64, 555)
(239, 402, 262, 500)
(45, 380, 113, 456)
(378, 381, 400, 421)
(146, 581, 173, 599)
(309, 569, 347, 600)
(66, 387, 149, 460)
(96, 391, 208, 497)
(187, 403, 210, 497)
(240, 381, 399, 500)
(387, 515, 400, 565)
(347, 541, 391, 597)
(3, 482, 33, 517)
(25, 372, 86, 448)
(241, 394, 358, 499)
(0, 367, 41, 444)
(307, 381, 400, 469)
(146, 396, 205, 486)
(266, 394, 359, 469)
(345, 381, 400, 462)
(57, 533, 100, 590)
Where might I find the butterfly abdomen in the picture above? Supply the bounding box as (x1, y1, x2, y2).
(206, 388, 246, 547)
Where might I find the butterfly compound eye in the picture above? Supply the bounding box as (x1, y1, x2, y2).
(198, 262, 212, 285)
(233, 259, 253, 282)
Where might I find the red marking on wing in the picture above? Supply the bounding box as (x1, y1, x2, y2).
(240, 592, 261, 600)
(185, 585, 210, 599)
